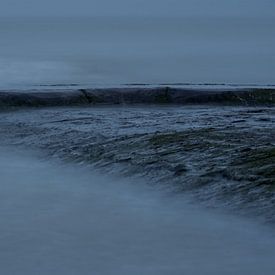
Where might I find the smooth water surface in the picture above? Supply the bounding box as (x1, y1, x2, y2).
(0, 148, 275, 275)
(0, 15, 274, 88)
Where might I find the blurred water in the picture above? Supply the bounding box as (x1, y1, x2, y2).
(0, 15, 274, 89)
(0, 147, 275, 275)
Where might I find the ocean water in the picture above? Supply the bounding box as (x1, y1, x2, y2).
(0, 15, 275, 89)
(1, 147, 275, 275)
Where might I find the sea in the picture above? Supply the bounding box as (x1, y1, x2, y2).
(1, 13, 275, 275)
(0, 15, 274, 89)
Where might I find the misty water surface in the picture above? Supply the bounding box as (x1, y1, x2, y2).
(0, 15, 274, 88)
(1, 148, 275, 275)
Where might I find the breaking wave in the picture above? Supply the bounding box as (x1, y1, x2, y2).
(0, 103, 274, 224)
(0, 87, 274, 108)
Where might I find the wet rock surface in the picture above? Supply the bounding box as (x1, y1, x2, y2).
(0, 105, 274, 223)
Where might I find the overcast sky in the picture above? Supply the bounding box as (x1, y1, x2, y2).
(1, 0, 275, 17)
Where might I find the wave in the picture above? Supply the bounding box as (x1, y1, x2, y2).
(0, 104, 274, 224)
(0, 87, 275, 108)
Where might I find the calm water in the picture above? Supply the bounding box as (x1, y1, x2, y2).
(0, 16, 275, 88)
(1, 147, 275, 274)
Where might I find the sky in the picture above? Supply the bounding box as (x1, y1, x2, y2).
(1, 0, 275, 17)
(0, 0, 274, 87)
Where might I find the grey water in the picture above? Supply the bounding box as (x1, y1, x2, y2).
(1, 147, 275, 275)
(0, 15, 275, 89)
